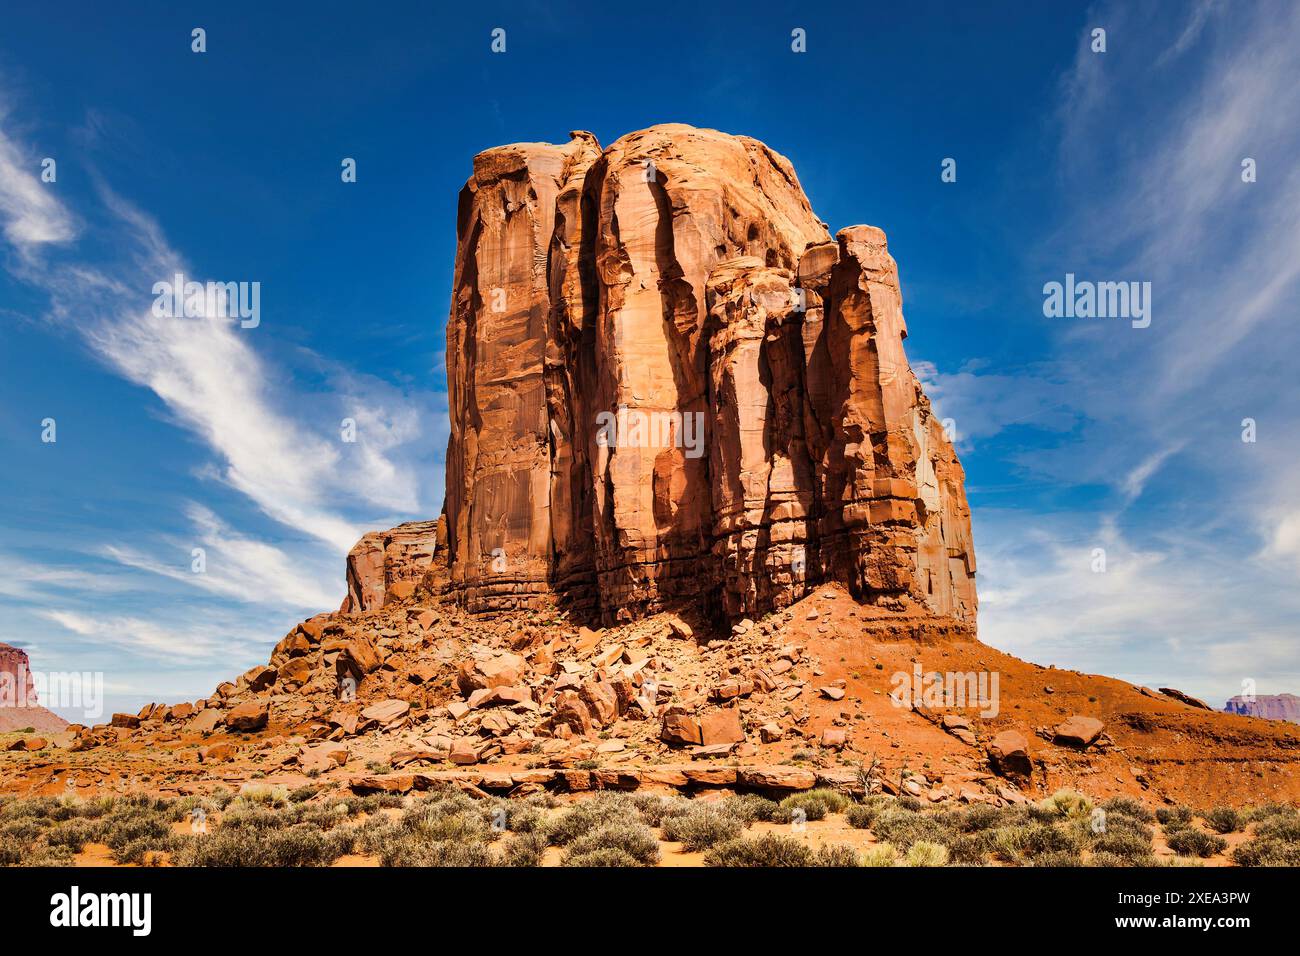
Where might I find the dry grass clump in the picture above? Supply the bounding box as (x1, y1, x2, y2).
(776, 788, 848, 823)
(1156, 804, 1193, 827)
(718, 793, 780, 823)
(1231, 808, 1300, 866)
(1202, 806, 1244, 834)
(561, 820, 660, 866)
(1165, 827, 1227, 858)
(660, 804, 744, 851)
(545, 793, 639, 846)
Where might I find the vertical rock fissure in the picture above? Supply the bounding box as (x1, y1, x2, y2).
(440, 125, 977, 629)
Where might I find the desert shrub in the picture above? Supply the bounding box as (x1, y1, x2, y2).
(219, 805, 287, 832)
(871, 808, 954, 851)
(897, 796, 924, 812)
(14, 842, 75, 866)
(71, 795, 117, 820)
(809, 788, 850, 813)
(1031, 849, 1085, 866)
(846, 804, 879, 829)
(293, 802, 356, 831)
(1229, 811, 1300, 866)
(630, 793, 688, 827)
(993, 821, 1083, 863)
(861, 843, 899, 867)
(814, 844, 860, 867)
(0, 819, 45, 842)
(0, 797, 58, 824)
(289, 785, 322, 803)
(563, 847, 640, 867)
(704, 833, 815, 867)
(400, 802, 495, 845)
(1202, 806, 1244, 834)
(776, 791, 832, 823)
(947, 831, 997, 866)
(497, 802, 546, 835)
(178, 823, 351, 866)
(903, 841, 950, 867)
(955, 803, 1011, 833)
(718, 794, 780, 824)
(381, 837, 496, 867)
(1231, 837, 1300, 867)
(519, 792, 559, 811)
(352, 818, 399, 856)
(1156, 805, 1193, 827)
(44, 819, 101, 853)
(0, 833, 34, 865)
(1034, 789, 1093, 820)
(1102, 814, 1154, 840)
(1090, 830, 1155, 865)
(561, 820, 659, 866)
(229, 784, 289, 811)
(1166, 828, 1227, 858)
(1244, 802, 1299, 824)
(502, 832, 547, 867)
(546, 794, 639, 846)
(661, 805, 743, 851)
(1250, 812, 1300, 840)
(1100, 796, 1155, 823)
(100, 805, 172, 861)
(113, 834, 180, 865)
(1024, 821, 1084, 857)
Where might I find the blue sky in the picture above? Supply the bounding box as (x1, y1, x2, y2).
(1, 1, 1297, 719)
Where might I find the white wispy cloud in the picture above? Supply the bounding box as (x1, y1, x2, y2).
(0, 110, 436, 559)
(913, 359, 1080, 446)
(38, 610, 231, 662)
(103, 503, 340, 611)
(0, 104, 76, 253)
(976, 509, 1300, 702)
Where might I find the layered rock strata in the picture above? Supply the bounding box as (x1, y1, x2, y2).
(439, 124, 976, 626)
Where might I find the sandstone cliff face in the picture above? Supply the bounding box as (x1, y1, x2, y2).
(342, 520, 442, 613)
(440, 124, 976, 627)
(1224, 693, 1300, 724)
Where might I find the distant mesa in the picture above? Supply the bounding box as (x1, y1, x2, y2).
(1224, 693, 1300, 724)
(0, 642, 69, 734)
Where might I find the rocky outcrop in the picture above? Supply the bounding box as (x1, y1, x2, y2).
(1224, 693, 1300, 724)
(0, 642, 68, 733)
(440, 123, 976, 627)
(342, 520, 442, 614)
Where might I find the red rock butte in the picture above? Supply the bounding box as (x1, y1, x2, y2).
(347, 124, 976, 631)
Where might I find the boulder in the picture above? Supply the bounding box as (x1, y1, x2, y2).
(242, 665, 278, 693)
(448, 739, 480, 765)
(660, 709, 702, 746)
(698, 707, 745, 746)
(1053, 714, 1105, 749)
(987, 730, 1033, 778)
(277, 657, 313, 687)
(456, 653, 527, 695)
(821, 728, 848, 750)
(188, 708, 223, 734)
(360, 699, 410, 725)
(224, 700, 269, 732)
(1159, 687, 1212, 710)
(199, 743, 239, 763)
(166, 702, 195, 722)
